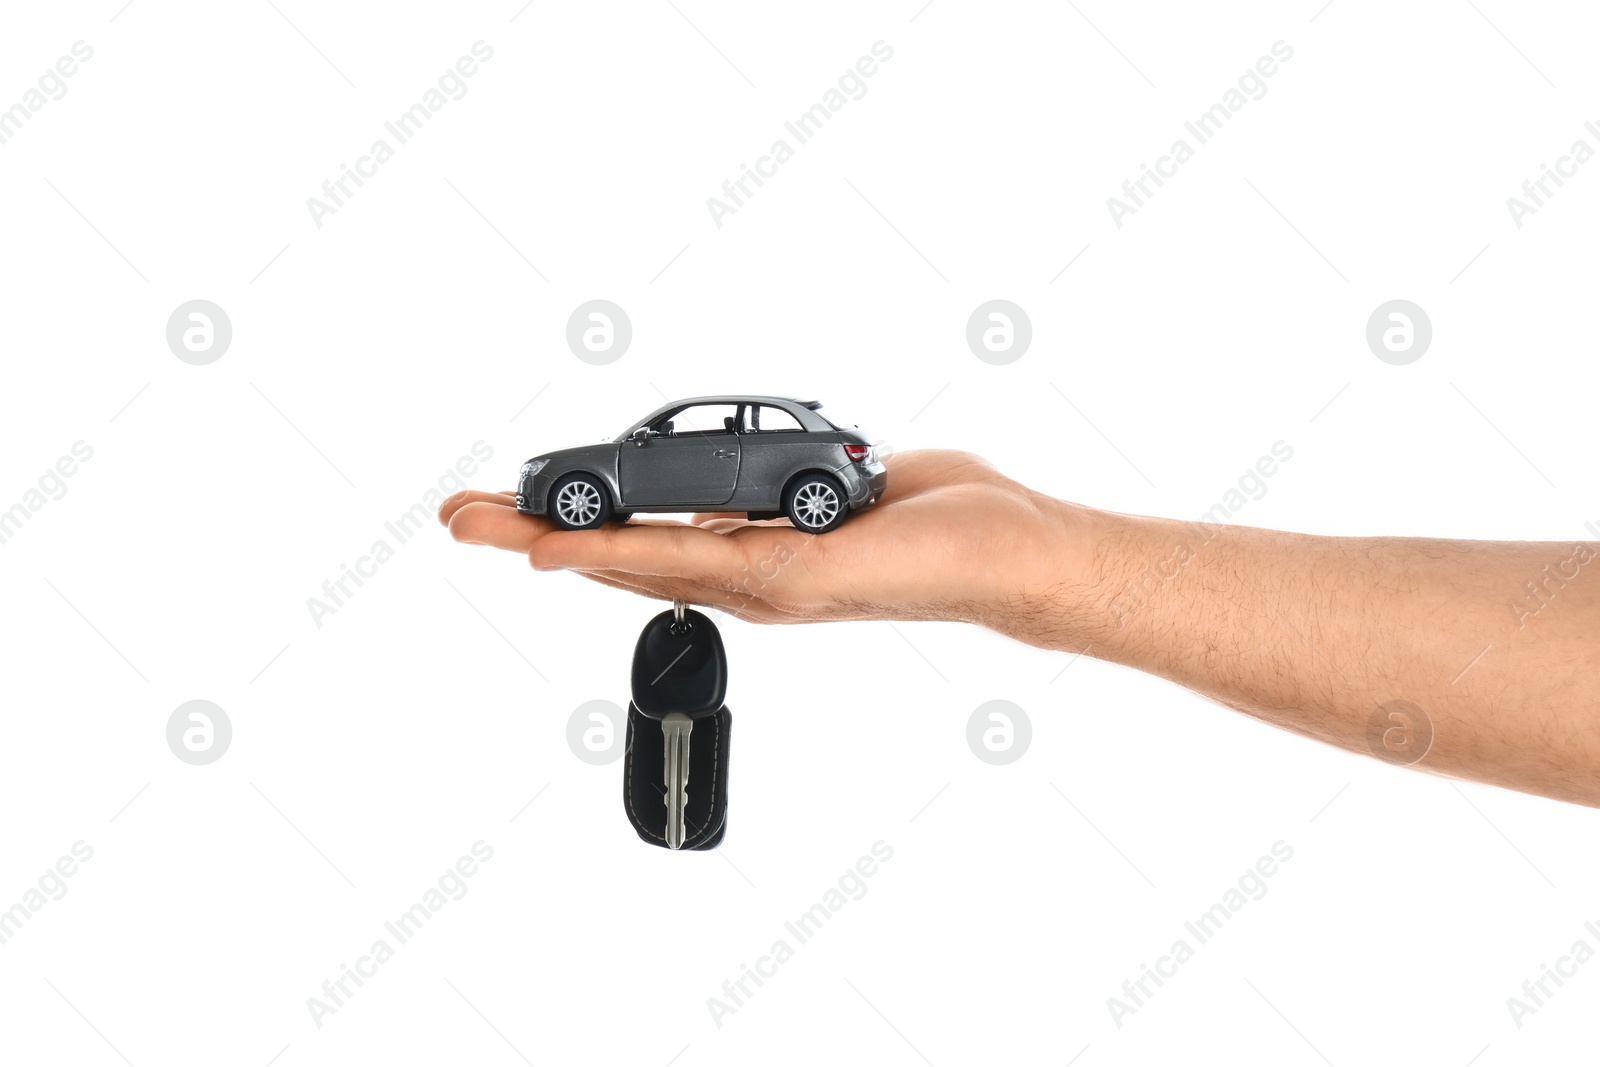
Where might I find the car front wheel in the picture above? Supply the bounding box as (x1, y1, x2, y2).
(783, 473, 847, 533)
(549, 473, 613, 530)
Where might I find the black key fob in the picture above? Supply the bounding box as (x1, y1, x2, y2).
(630, 607, 726, 719)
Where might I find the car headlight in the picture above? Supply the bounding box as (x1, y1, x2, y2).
(520, 458, 548, 479)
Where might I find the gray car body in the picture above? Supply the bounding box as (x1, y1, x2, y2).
(515, 395, 887, 517)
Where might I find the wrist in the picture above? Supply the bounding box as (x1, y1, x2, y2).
(974, 493, 1145, 652)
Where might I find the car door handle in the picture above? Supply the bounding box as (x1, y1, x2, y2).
(712, 449, 737, 459)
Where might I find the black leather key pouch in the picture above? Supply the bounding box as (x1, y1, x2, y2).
(624, 702, 731, 850)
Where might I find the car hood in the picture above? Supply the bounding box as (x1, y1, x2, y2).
(528, 441, 617, 465)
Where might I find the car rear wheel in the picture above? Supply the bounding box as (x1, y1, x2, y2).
(783, 473, 847, 533)
(549, 473, 613, 530)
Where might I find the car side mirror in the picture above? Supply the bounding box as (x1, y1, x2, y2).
(632, 427, 652, 446)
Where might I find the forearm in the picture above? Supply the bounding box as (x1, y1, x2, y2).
(1007, 499, 1600, 806)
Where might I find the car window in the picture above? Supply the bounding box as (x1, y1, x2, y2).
(659, 404, 741, 436)
(810, 403, 857, 430)
(754, 405, 805, 432)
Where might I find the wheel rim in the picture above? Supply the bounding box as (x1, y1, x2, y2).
(793, 481, 840, 528)
(556, 481, 602, 526)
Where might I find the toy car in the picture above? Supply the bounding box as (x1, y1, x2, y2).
(516, 395, 887, 533)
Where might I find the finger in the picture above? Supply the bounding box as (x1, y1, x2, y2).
(579, 567, 742, 604)
(879, 449, 994, 499)
(572, 569, 771, 622)
(438, 490, 517, 526)
(447, 500, 546, 551)
(689, 512, 737, 526)
(527, 521, 745, 576)
(624, 516, 698, 528)
(689, 512, 791, 533)
(697, 517, 773, 534)
(569, 569, 672, 601)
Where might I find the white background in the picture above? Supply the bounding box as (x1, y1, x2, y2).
(2, 1, 1598, 1064)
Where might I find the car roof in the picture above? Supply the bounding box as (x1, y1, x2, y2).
(659, 395, 820, 409)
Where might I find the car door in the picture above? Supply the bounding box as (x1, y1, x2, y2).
(616, 403, 742, 507)
(734, 403, 817, 506)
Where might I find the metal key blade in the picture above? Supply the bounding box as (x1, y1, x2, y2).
(662, 713, 693, 849)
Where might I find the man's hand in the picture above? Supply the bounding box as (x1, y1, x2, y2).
(440, 449, 1600, 807)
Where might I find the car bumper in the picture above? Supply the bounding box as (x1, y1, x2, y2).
(515, 472, 549, 515)
(840, 461, 888, 509)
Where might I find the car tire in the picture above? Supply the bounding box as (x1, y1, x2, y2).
(549, 473, 613, 531)
(783, 472, 848, 534)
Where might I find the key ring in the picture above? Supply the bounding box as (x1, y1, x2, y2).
(671, 598, 691, 635)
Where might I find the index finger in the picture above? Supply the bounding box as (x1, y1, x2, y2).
(447, 500, 748, 577)
(528, 521, 748, 577)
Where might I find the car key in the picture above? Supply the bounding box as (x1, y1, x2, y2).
(660, 713, 693, 849)
(628, 601, 730, 850)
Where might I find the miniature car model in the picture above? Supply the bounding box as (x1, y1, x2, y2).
(516, 395, 887, 533)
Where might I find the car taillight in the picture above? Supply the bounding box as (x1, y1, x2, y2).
(844, 444, 871, 463)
